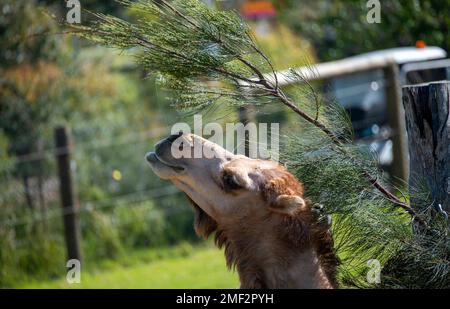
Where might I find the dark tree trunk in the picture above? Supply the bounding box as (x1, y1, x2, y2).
(402, 81, 450, 212)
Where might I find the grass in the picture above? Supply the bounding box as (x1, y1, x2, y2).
(20, 243, 239, 289)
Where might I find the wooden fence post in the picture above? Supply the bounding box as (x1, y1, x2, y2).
(238, 105, 256, 157)
(55, 126, 82, 262)
(384, 62, 409, 185)
(402, 81, 450, 211)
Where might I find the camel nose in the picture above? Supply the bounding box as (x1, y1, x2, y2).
(145, 152, 156, 163)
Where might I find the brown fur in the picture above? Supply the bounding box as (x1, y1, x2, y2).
(187, 165, 339, 288)
(147, 133, 338, 288)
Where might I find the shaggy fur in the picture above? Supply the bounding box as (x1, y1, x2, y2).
(186, 164, 339, 288)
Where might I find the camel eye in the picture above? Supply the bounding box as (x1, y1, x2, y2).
(223, 172, 241, 190)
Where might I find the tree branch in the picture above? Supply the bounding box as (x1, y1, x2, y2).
(231, 55, 424, 224)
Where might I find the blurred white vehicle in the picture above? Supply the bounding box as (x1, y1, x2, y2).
(325, 46, 449, 167)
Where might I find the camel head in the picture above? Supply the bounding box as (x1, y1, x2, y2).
(145, 132, 307, 225)
(146, 133, 338, 288)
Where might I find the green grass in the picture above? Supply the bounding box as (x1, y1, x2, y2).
(20, 244, 239, 289)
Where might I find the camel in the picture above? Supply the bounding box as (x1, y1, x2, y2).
(146, 133, 339, 289)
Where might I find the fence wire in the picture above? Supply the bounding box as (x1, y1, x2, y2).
(0, 125, 191, 257)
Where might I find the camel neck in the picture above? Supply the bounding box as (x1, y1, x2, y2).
(222, 218, 334, 289)
(261, 248, 334, 289)
(238, 241, 333, 289)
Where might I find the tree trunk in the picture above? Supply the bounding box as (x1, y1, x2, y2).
(402, 81, 450, 212)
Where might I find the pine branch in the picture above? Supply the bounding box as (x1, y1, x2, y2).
(78, 0, 423, 225)
(234, 60, 423, 224)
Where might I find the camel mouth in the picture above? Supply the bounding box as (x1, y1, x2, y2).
(146, 151, 185, 172)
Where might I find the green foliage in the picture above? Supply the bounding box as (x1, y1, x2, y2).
(0, 132, 15, 178)
(0, 196, 198, 287)
(0, 0, 68, 146)
(78, 0, 277, 112)
(0, 0, 72, 213)
(278, 0, 450, 60)
(82, 210, 125, 260)
(0, 0, 202, 288)
(0, 224, 66, 287)
(114, 202, 167, 248)
(82, 0, 450, 288)
(0, 0, 62, 66)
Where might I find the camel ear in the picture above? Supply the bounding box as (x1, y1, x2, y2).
(270, 194, 306, 215)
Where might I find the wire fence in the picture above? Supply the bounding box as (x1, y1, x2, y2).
(0, 124, 195, 262)
(1, 185, 181, 228)
(4, 126, 171, 164)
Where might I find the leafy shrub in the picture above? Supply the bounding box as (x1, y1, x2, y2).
(114, 201, 168, 248)
(81, 210, 124, 260)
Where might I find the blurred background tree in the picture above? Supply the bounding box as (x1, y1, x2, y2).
(0, 0, 67, 210)
(276, 0, 450, 61)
